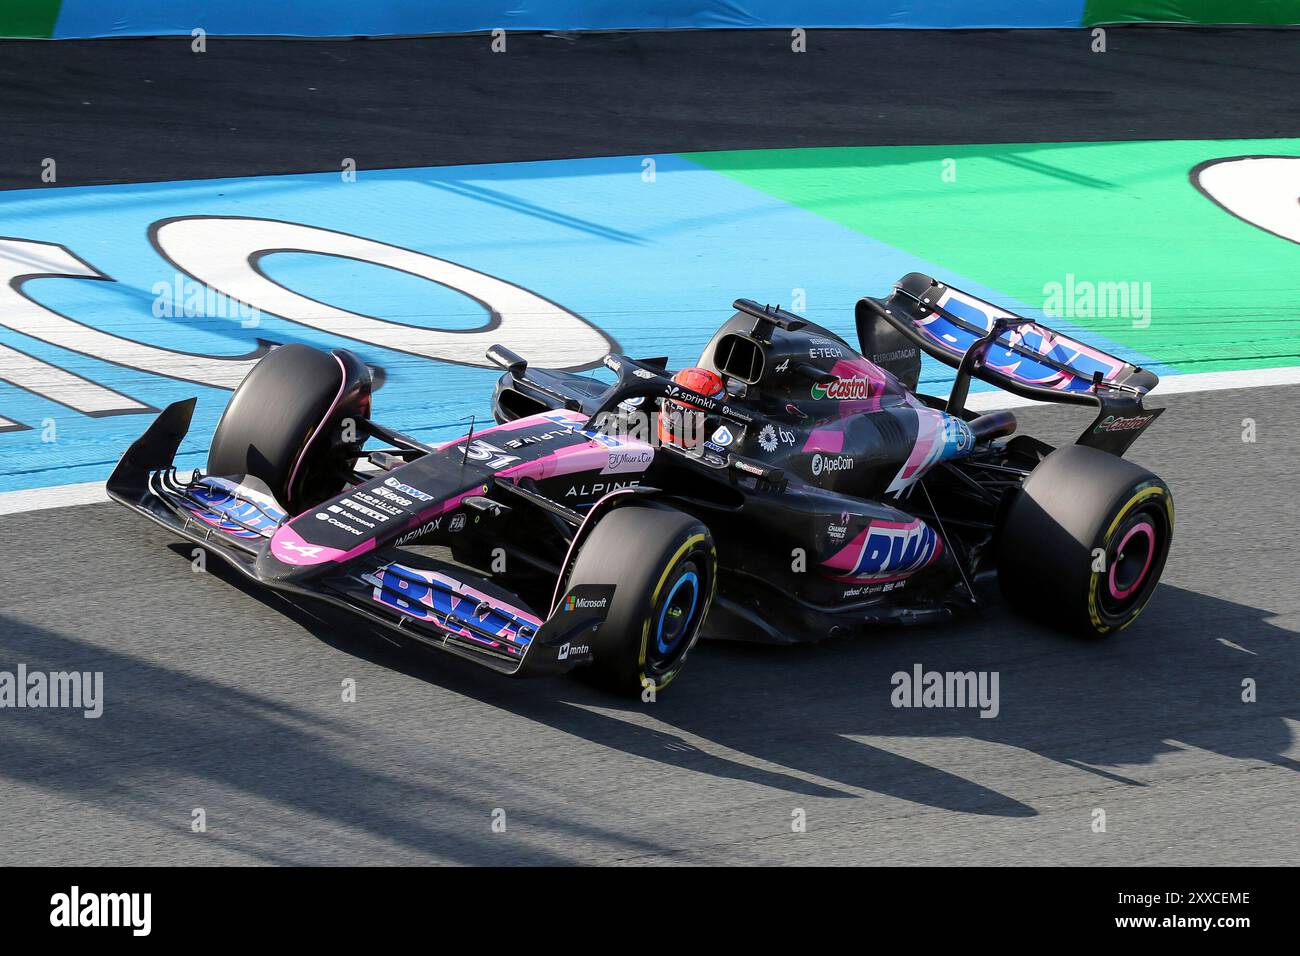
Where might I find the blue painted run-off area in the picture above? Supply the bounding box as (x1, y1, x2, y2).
(0, 154, 1164, 493)
(53, 1, 1089, 38)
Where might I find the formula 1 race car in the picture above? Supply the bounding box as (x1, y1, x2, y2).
(109, 272, 1174, 695)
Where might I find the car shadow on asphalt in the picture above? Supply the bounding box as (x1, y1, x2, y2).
(0, 605, 672, 865)
(176, 543, 1298, 822)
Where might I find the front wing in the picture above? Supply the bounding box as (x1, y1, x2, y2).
(106, 399, 612, 678)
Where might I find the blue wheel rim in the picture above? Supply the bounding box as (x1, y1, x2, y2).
(654, 570, 699, 657)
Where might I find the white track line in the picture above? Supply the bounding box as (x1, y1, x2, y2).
(0, 480, 112, 515)
(963, 366, 1300, 411)
(2, 366, 1298, 517)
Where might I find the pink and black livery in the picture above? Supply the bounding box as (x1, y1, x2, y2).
(108, 273, 1174, 695)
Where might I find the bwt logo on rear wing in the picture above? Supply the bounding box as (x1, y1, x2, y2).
(872, 273, 1156, 397)
(858, 273, 1165, 456)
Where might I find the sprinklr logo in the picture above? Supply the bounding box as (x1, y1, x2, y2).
(50, 887, 151, 936)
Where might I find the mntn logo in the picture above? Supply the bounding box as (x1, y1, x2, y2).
(850, 521, 939, 578)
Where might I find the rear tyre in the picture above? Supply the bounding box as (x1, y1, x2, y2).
(207, 344, 366, 513)
(567, 504, 716, 696)
(997, 444, 1173, 636)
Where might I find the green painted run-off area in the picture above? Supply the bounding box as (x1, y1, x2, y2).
(690, 139, 1300, 375)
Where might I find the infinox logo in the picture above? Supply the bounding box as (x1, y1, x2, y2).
(811, 376, 874, 400)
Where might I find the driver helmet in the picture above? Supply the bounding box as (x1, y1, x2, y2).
(658, 367, 726, 450)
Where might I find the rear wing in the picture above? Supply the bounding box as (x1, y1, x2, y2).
(857, 273, 1163, 456)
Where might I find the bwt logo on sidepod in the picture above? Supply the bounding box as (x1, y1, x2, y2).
(847, 522, 939, 579)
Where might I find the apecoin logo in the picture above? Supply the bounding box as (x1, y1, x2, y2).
(811, 453, 855, 477)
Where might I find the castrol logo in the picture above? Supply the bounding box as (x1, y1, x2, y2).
(811, 377, 874, 401)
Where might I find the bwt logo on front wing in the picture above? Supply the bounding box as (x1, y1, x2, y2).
(50, 886, 151, 936)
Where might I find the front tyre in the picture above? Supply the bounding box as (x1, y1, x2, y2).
(207, 344, 371, 514)
(997, 444, 1173, 636)
(567, 504, 716, 696)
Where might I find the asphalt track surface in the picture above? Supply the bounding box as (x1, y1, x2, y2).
(2, 388, 1297, 865)
(2, 27, 1299, 189)
(1, 29, 1298, 864)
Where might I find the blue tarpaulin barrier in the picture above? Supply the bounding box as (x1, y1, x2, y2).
(51, 1, 1090, 38)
